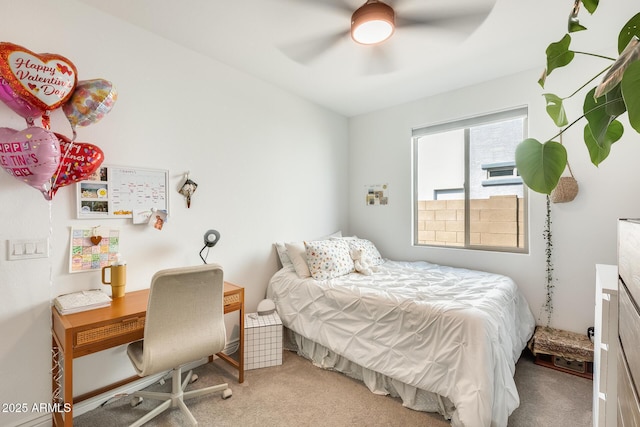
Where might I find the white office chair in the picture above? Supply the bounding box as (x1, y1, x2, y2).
(126, 264, 232, 427)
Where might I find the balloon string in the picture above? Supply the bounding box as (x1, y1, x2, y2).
(48, 199, 62, 404)
(41, 112, 51, 130)
(48, 136, 75, 200)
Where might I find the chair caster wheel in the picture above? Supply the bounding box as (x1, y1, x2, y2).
(222, 388, 232, 399)
(130, 396, 143, 407)
(190, 374, 198, 383)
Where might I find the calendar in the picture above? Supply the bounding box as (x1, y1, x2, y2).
(76, 165, 169, 219)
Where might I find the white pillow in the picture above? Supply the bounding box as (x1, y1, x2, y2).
(347, 238, 383, 266)
(285, 241, 311, 278)
(305, 239, 354, 280)
(274, 242, 292, 268)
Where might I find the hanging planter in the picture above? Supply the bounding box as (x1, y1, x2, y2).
(550, 134, 579, 203)
(550, 175, 579, 203)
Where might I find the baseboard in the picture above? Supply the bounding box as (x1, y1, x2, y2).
(13, 358, 211, 427)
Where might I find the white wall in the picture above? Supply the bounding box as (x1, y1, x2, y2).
(0, 1, 348, 425)
(349, 62, 640, 335)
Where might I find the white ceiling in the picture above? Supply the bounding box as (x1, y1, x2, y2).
(77, 0, 632, 117)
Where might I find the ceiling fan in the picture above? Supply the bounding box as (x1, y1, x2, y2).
(279, 0, 496, 74)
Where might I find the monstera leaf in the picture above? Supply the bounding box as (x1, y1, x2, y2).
(516, 139, 567, 194)
(543, 93, 568, 127)
(539, 35, 574, 87)
(622, 60, 640, 133)
(584, 120, 623, 166)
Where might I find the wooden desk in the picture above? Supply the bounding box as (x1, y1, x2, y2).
(51, 282, 244, 427)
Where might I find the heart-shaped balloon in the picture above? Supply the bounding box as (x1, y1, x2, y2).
(49, 133, 104, 198)
(63, 79, 118, 129)
(0, 127, 60, 197)
(0, 77, 44, 123)
(0, 42, 77, 111)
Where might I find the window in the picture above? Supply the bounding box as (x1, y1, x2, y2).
(412, 107, 528, 252)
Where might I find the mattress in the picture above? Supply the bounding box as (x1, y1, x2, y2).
(267, 260, 535, 427)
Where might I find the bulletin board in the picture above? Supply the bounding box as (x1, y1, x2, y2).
(69, 227, 119, 273)
(76, 165, 169, 219)
(365, 183, 389, 206)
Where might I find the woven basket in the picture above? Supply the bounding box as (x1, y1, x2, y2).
(550, 176, 579, 203)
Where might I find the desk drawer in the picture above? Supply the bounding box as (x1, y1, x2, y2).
(224, 293, 240, 306)
(76, 316, 145, 347)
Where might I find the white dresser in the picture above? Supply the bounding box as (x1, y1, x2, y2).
(618, 219, 640, 425)
(593, 264, 618, 427)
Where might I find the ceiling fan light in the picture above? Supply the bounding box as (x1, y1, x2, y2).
(351, 1, 395, 45)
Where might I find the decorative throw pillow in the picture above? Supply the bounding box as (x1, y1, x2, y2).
(347, 239, 383, 266)
(275, 231, 342, 271)
(305, 239, 354, 280)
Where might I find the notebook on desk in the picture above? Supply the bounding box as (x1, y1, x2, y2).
(54, 290, 112, 315)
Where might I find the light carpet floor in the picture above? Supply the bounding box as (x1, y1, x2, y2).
(74, 350, 593, 426)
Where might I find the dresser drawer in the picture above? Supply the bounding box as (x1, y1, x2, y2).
(619, 282, 640, 384)
(619, 220, 640, 304)
(618, 344, 640, 426)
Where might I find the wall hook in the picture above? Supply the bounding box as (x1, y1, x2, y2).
(179, 172, 198, 208)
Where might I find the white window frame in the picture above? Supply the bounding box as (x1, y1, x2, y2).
(411, 107, 529, 253)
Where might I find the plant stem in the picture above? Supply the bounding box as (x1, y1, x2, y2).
(573, 51, 617, 62)
(565, 65, 611, 99)
(543, 195, 554, 326)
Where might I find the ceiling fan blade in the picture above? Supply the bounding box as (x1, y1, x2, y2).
(396, 7, 494, 34)
(279, 30, 350, 65)
(279, 0, 353, 15)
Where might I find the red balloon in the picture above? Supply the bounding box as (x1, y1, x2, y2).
(49, 133, 104, 198)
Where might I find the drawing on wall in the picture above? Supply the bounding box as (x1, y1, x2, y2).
(69, 227, 119, 273)
(77, 165, 169, 219)
(365, 184, 389, 206)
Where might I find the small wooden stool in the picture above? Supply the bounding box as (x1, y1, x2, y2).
(528, 326, 594, 379)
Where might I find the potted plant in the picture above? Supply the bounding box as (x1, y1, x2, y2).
(515, 1, 640, 194)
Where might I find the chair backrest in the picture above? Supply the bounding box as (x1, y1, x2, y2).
(138, 264, 226, 376)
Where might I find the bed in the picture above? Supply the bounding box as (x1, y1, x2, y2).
(267, 237, 535, 427)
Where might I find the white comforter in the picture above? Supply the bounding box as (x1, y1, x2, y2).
(267, 260, 535, 427)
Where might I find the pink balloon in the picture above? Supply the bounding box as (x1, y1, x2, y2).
(0, 127, 60, 199)
(0, 77, 44, 123)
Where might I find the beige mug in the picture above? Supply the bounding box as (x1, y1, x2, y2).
(102, 264, 127, 298)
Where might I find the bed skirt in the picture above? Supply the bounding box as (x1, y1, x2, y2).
(283, 327, 455, 421)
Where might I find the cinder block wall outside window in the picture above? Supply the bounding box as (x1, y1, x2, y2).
(417, 195, 524, 248)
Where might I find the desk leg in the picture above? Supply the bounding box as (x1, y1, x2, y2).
(63, 336, 73, 426)
(52, 336, 61, 427)
(51, 334, 73, 427)
(238, 302, 244, 383)
(214, 294, 245, 383)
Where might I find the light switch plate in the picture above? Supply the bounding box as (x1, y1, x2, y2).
(8, 238, 49, 260)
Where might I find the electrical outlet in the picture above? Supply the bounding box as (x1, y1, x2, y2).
(7, 238, 49, 260)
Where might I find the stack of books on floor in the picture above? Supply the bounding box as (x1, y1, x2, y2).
(54, 289, 112, 314)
